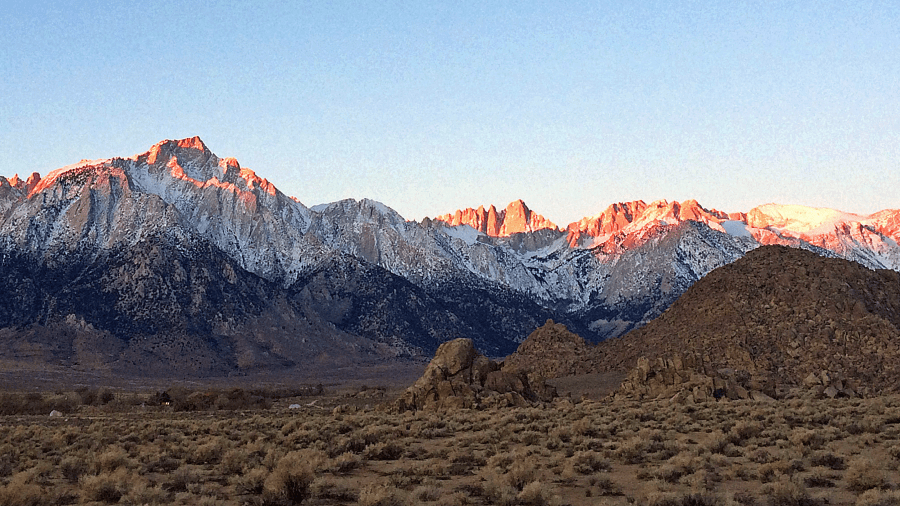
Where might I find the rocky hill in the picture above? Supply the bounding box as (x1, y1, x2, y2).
(596, 245, 900, 396)
(503, 319, 595, 378)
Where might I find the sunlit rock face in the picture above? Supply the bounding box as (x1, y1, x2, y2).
(434, 199, 559, 236)
(2, 136, 900, 376)
(0, 137, 318, 286)
(564, 199, 732, 248)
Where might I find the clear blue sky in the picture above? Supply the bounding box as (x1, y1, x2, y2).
(2, 1, 898, 225)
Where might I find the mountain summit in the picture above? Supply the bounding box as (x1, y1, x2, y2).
(434, 199, 559, 236)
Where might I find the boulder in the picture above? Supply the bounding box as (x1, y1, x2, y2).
(802, 370, 858, 399)
(431, 338, 478, 376)
(484, 370, 526, 394)
(750, 390, 775, 402)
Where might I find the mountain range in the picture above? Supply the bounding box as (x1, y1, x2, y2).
(1, 137, 898, 376)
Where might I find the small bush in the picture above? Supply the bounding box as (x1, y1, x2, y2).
(655, 464, 688, 484)
(479, 468, 519, 505)
(808, 451, 845, 471)
(435, 491, 470, 506)
(328, 452, 361, 474)
(98, 446, 132, 472)
(846, 459, 885, 492)
(220, 448, 247, 474)
(616, 436, 649, 464)
(188, 439, 224, 465)
(568, 450, 610, 474)
(788, 429, 824, 453)
(143, 454, 181, 473)
(0, 453, 13, 478)
(749, 449, 775, 464)
(730, 421, 763, 445)
(81, 469, 139, 504)
(802, 468, 835, 488)
(505, 457, 537, 491)
(676, 494, 722, 506)
(888, 445, 900, 462)
(262, 452, 315, 505)
(639, 491, 723, 506)
(233, 466, 267, 495)
(164, 466, 199, 493)
(358, 483, 408, 506)
(60, 456, 88, 483)
(411, 484, 442, 502)
(364, 442, 404, 461)
(0, 472, 46, 506)
(122, 482, 170, 505)
(592, 475, 621, 496)
(855, 489, 900, 506)
(517, 480, 550, 506)
(761, 480, 822, 506)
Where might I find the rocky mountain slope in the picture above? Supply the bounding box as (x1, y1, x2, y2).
(595, 245, 900, 396)
(1, 137, 899, 376)
(506, 246, 900, 397)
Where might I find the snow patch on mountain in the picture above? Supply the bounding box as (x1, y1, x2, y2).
(443, 224, 482, 246)
(747, 204, 866, 236)
(721, 220, 752, 237)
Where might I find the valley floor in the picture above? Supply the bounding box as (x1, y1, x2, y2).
(0, 385, 898, 505)
(0, 359, 429, 393)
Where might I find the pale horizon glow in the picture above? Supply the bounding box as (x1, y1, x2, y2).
(1, 2, 898, 225)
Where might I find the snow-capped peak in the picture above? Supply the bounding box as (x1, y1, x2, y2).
(746, 204, 866, 236)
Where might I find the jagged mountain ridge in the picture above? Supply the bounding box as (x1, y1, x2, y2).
(434, 200, 559, 236)
(2, 137, 899, 375)
(438, 197, 900, 271)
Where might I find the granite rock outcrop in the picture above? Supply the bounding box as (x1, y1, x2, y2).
(395, 338, 556, 411)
